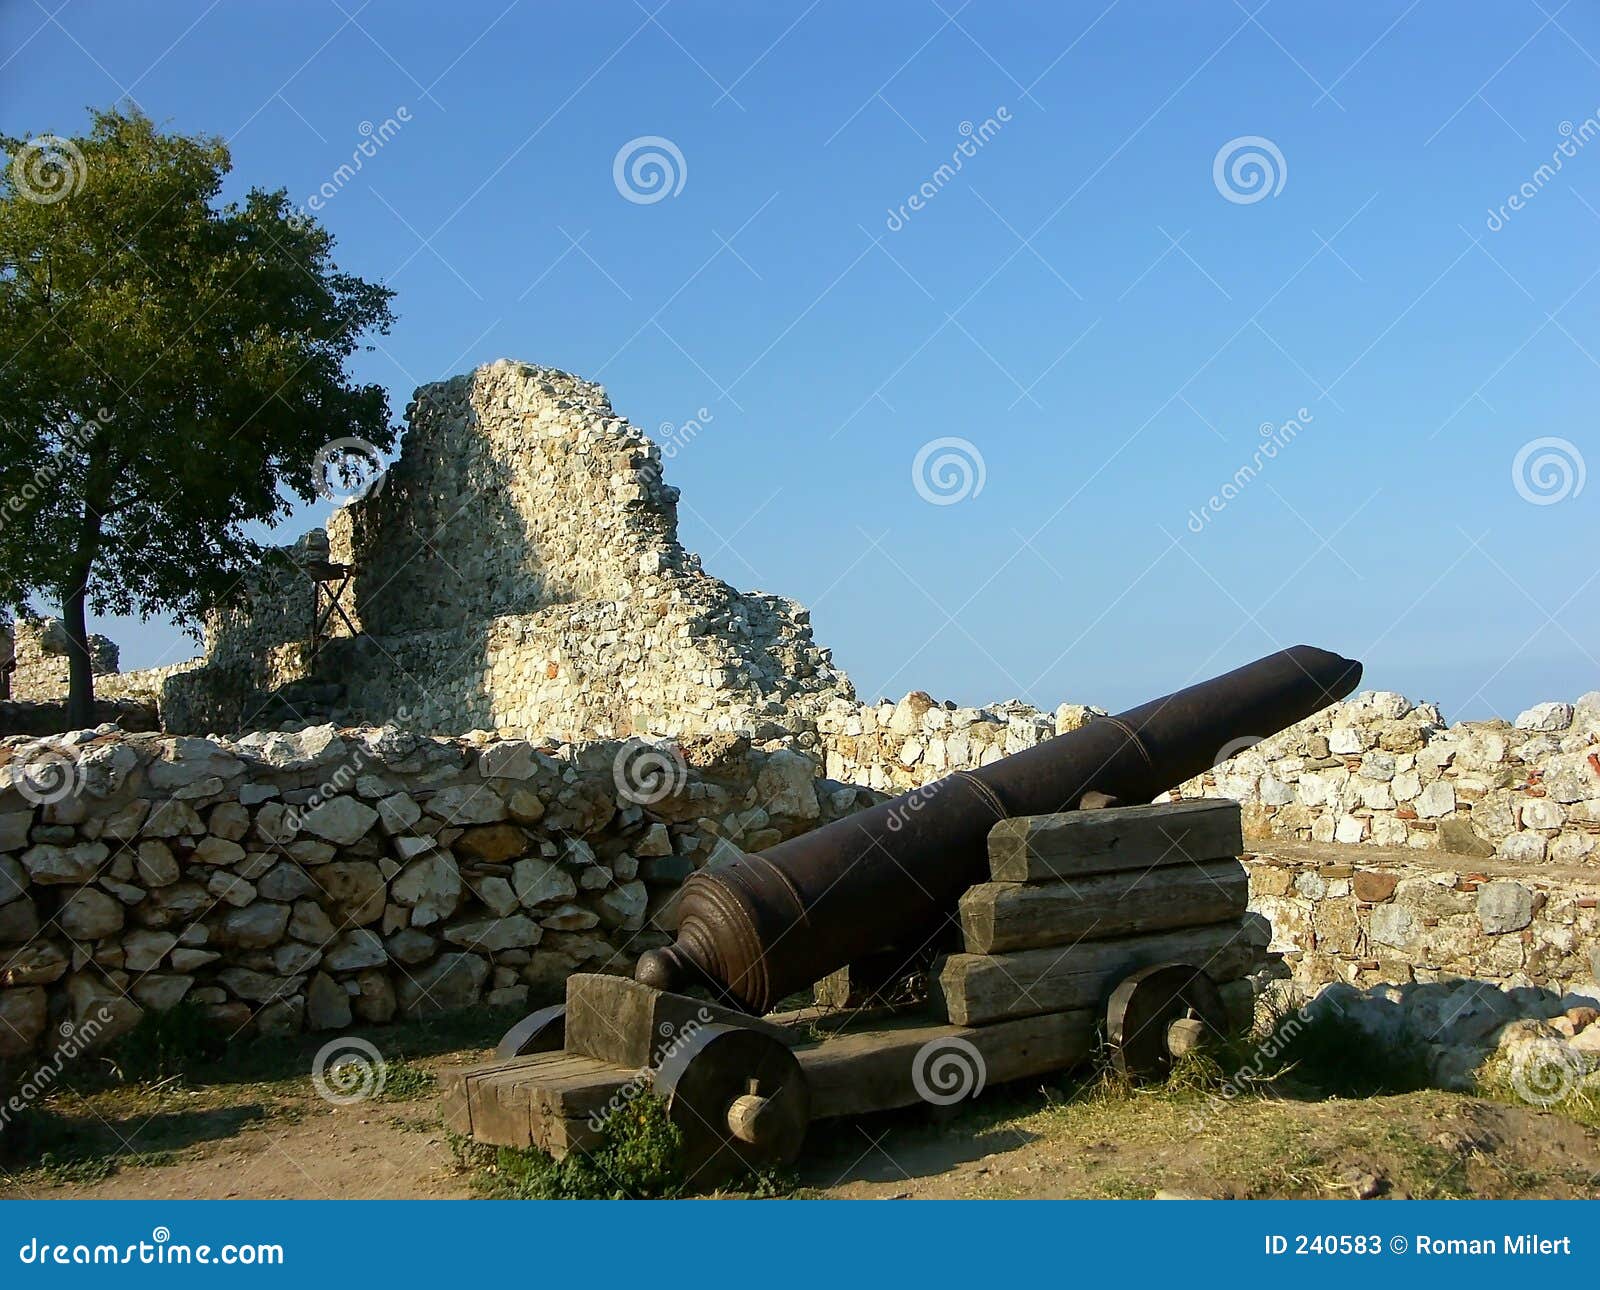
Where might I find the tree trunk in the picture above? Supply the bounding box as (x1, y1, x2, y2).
(62, 578, 95, 730)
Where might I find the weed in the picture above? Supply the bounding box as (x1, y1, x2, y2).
(378, 1062, 436, 1102)
(464, 1093, 688, 1199)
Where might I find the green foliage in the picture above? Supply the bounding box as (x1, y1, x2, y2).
(377, 1061, 436, 1102)
(0, 106, 395, 706)
(465, 1093, 688, 1199)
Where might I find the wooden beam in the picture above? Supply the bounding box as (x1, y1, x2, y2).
(959, 858, 1248, 954)
(798, 1009, 1095, 1120)
(933, 920, 1264, 1026)
(564, 972, 792, 1069)
(987, 799, 1242, 882)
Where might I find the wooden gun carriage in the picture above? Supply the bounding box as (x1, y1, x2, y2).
(443, 646, 1360, 1186)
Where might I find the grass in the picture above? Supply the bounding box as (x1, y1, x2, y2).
(461, 1094, 689, 1199)
(0, 1004, 518, 1193)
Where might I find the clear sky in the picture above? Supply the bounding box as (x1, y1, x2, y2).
(5, 1, 1598, 721)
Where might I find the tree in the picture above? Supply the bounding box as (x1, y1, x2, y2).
(0, 107, 395, 727)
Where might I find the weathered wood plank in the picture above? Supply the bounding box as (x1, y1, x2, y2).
(564, 972, 792, 1068)
(987, 799, 1243, 882)
(441, 1050, 637, 1154)
(933, 920, 1266, 1026)
(959, 858, 1248, 953)
(796, 1009, 1095, 1120)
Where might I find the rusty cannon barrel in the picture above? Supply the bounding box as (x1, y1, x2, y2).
(637, 644, 1362, 1014)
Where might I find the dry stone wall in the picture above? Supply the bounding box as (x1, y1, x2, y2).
(0, 722, 875, 1057)
(813, 687, 1600, 870)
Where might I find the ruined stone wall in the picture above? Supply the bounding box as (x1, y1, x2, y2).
(152, 361, 851, 741)
(0, 723, 874, 1056)
(6, 619, 120, 699)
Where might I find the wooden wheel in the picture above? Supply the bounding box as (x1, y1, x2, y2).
(495, 1004, 566, 1059)
(1106, 962, 1227, 1081)
(652, 1023, 810, 1189)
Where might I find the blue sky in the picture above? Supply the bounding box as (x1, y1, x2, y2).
(5, 0, 1598, 720)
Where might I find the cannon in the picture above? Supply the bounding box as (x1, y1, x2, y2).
(637, 644, 1361, 1014)
(444, 644, 1361, 1188)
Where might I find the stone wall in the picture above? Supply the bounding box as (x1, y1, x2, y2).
(0, 723, 875, 1057)
(1246, 842, 1600, 1001)
(812, 687, 1600, 870)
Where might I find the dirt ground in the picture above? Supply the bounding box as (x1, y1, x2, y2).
(4, 1009, 1598, 1201)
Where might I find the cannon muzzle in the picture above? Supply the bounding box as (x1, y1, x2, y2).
(637, 644, 1361, 1013)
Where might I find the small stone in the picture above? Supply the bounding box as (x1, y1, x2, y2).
(298, 796, 380, 846)
(0, 987, 48, 1057)
(134, 841, 180, 887)
(21, 842, 108, 884)
(468, 875, 519, 917)
(396, 951, 488, 1016)
(317, 861, 386, 925)
(121, 930, 178, 972)
(1478, 880, 1534, 934)
(455, 823, 529, 863)
(323, 928, 387, 971)
(306, 972, 352, 1030)
(58, 887, 124, 938)
(1352, 871, 1399, 903)
(191, 836, 246, 866)
(207, 802, 251, 841)
(223, 901, 291, 948)
(258, 862, 316, 902)
(376, 792, 421, 835)
(1515, 701, 1573, 732)
(352, 970, 395, 1023)
(596, 880, 648, 930)
(385, 927, 437, 965)
(513, 857, 577, 908)
(391, 851, 461, 927)
(540, 903, 598, 931)
(634, 823, 672, 857)
(444, 914, 543, 951)
(130, 974, 193, 1012)
(288, 900, 337, 943)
